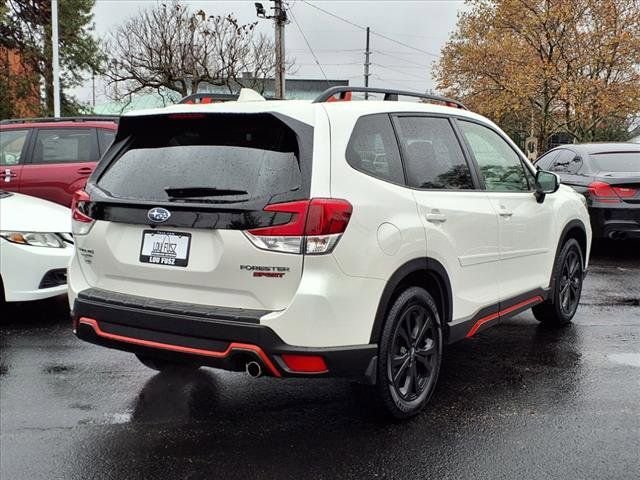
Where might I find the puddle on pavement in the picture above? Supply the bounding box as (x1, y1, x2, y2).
(607, 353, 640, 368)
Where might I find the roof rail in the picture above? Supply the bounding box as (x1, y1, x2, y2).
(178, 93, 239, 104)
(0, 115, 119, 125)
(312, 86, 467, 110)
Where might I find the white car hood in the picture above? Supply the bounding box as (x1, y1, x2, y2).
(0, 192, 72, 233)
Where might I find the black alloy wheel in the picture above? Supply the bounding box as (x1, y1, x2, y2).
(377, 287, 443, 419)
(558, 248, 582, 317)
(533, 238, 584, 326)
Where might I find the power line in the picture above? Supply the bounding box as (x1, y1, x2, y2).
(373, 63, 427, 81)
(289, 5, 330, 85)
(370, 74, 423, 92)
(374, 50, 432, 68)
(300, 1, 440, 58)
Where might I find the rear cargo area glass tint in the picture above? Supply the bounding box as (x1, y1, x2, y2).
(97, 114, 303, 205)
(591, 152, 640, 172)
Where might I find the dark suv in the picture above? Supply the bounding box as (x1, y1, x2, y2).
(0, 117, 118, 207)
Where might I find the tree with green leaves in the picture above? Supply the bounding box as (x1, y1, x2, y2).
(1, 0, 102, 116)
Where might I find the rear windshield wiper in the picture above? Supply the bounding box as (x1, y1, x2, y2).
(165, 187, 249, 199)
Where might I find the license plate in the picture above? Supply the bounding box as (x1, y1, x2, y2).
(139, 230, 191, 267)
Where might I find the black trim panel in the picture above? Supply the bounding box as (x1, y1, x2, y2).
(447, 287, 549, 343)
(78, 288, 267, 324)
(370, 258, 453, 343)
(73, 290, 377, 379)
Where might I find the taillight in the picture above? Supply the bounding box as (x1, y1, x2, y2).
(71, 190, 95, 235)
(244, 198, 352, 255)
(612, 186, 637, 198)
(588, 181, 638, 203)
(588, 181, 620, 203)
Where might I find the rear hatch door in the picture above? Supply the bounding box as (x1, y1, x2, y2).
(77, 112, 314, 311)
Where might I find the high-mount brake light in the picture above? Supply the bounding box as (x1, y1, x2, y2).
(71, 190, 95, 235)
(168, 113, 207, 120)
(244, 198, 353, 255)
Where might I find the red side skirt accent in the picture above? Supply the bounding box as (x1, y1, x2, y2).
(466, 296, 544, 338)
(78, 317, 281, 377)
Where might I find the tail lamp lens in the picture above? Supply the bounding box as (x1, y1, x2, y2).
(71, 190, 95, 235)
(612, 186, 637, 198)
(588, 182, 637, 203)
(245, 198, 352, 255)
(588, 181, 620, 203)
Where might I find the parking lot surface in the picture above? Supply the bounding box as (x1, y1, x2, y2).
(1, 241, 639, 480)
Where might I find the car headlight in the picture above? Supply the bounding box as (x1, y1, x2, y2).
(0, 231, 66, 248)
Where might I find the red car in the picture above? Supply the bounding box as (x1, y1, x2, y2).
(0, 117, 118, 207)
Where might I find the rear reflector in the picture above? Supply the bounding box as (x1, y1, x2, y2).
(280, 354, 328, 373)
(245, 198, 352, 255)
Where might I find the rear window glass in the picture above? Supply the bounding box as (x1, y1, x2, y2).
(98, 114, 304, 204)
(33, 128, 99, 163)
(590, 152, 640, 172)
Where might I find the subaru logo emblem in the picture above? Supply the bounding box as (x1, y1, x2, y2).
(147, 207, 171, 223)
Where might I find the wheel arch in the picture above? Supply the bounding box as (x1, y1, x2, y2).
(370, 258, 452, 343)
(549, 219, 588, 293)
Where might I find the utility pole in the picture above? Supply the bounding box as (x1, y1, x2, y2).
(256, 1, 288, 99)
(364, 26, 371, 99)
(51, 0, 61, 117)
(274, 0, 286, 99)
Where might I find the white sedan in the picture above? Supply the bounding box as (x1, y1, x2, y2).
(0, 191, 73, 302)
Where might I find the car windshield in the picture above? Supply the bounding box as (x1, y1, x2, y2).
(590, 152, 640, 172)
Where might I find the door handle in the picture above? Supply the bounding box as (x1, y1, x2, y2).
(76, 167, 93, 175)
(2, 169, 17, 182)
(425, 213, 447, 223)
(498, 205, 513, 217)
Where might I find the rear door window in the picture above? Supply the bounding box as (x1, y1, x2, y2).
(97, 114, 306, 205)
(1, 129, 30, 166)
(550, 149, 582, 174)
(345, 114, 405, 185)
(32, 128, 99, 164)
(535, 150, 559, 170)
(394, 116, 474, 189)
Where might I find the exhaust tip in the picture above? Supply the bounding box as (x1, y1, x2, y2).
(246, 361, 262, 378)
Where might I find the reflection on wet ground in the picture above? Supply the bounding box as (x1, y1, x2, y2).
(1, 241, 639, 479)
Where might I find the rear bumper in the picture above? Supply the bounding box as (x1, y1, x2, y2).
(72, 288, 377, 380)
(589, 206, 640, 239)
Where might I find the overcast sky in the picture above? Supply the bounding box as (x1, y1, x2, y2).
(75, 0, 467, 104)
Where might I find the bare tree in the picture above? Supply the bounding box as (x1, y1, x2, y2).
(103, 1, 290, 103)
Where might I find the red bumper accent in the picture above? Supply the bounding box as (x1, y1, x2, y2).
(78, 317, 282, 377)
(466, 296, 544, 338)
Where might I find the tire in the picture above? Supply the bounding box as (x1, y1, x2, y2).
(532, 238, 584, 326)
(376, 286, 443, 420)
(135, 354, 200, 372)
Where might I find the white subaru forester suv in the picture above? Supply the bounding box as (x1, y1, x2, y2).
(69, 87, 591, 419)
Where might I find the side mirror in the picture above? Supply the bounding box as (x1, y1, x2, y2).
(535, 170, 559, 203)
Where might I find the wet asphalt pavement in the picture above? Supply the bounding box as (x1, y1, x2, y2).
(1, 241, 639, 480)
